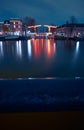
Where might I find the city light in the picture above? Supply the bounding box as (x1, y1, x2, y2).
(72, 41, 80, 63)
(16, 40, 22, 58)
(76, 41, 79, 52)
(27, 40, 32, 58)
(14, 31, 20, 36)
(45, 39, 55, 59)
(0, 41, 4, 57)
(32, 39, 41, 58)
(47, 40, 51, 57)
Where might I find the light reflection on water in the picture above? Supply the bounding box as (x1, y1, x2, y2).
(27, 40, 32, 58)
(0, 41, 4, 58)
(0, 39, 84, 78)
(16, 40, 22, 59)
(26, 39, 55, 59)
(74, 41, 80, 59)
(76, 41, 79, 53)
(71, 41, 80, 65)
(0, 39, 56, 60)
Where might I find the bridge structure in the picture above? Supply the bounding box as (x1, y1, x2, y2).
(27, 25, 57, 33)
(43, 25, 57, 33)
(27, 25, 41, 33)
(27, 25, 57, 39)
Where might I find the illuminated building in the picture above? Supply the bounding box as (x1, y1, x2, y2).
(10, 18, 22, 35)
(3, 20, 10, 35)
(56, 23, 84, 38)
(0, 22, 4, 35)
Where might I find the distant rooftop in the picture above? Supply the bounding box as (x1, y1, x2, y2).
(10, 18, 22, 21)
(58, 23, 84, 28)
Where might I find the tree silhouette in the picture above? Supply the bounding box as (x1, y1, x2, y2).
(69, 16, 77, 37)
(22, 16, 35, 26)
(22, 16, 36, 35)
(70, 16, 77, 24)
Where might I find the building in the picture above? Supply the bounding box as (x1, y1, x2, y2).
(0, 22, 4, 35)
(10, 18, 22, 35)
(3, 20, 10, 35)
(56, 23, 84, 38)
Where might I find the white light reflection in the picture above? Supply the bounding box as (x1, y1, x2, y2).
(0, 41, 4, 57)
(54, 43, 56, 53)
(75, 77, 80, 79)
(71, 41, 80, 66)
(27, 40, 32, 58)
(76, 41, 79, 53)
(16, 40, 22, 58)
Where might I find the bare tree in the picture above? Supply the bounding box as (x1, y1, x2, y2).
(70, 16, 77, 24)
(22, 16, 36, 35)
(66, 20, 69, 25)
(69, 16, 77, 37)
(22, 16, 35, 26)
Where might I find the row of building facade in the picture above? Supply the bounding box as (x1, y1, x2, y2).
(0, 18, 84, 38)
(56, 23, 84, 38)
(0, 18, 22, 36)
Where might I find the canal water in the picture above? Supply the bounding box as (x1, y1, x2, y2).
(0, 39, 84, 78)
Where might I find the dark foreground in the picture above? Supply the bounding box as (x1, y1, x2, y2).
(0, 111, 83, 129)
(0, 78, 84, 129)
(0, 78, 84, 112)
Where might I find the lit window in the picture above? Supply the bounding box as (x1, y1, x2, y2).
(14, 25, 16, 28)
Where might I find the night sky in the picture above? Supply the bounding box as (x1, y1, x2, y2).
(0, 0, 84, 25)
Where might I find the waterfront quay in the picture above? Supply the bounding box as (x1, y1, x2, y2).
(0, 34, 84, 41)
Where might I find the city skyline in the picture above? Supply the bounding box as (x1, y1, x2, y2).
(0, 0, 84, 25)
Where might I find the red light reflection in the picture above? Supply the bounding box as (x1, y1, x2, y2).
(45, 39, 55, 58)
(32, 39, 41, 58)
(30, 39, 55, 59)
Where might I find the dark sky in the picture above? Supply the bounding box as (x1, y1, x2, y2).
(0, 0, 84, 25)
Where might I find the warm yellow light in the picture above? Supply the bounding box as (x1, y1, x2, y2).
(44, 25, 57, 28)
(28, 25, 41, 28)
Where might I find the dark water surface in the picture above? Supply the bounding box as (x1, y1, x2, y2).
(0, 39, 84, 112)
(0, 39, 84, 78)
